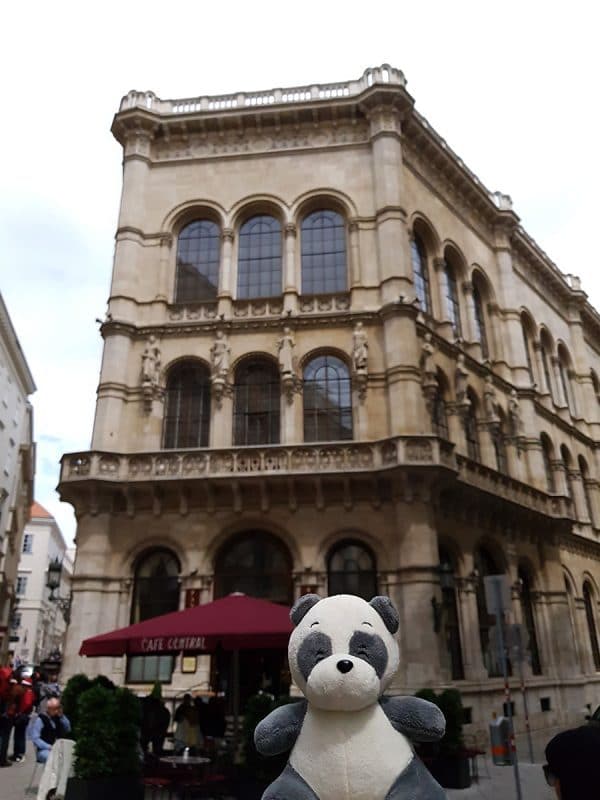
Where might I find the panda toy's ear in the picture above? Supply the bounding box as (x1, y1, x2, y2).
(369, 596, 399, 634)
(290, 593, 321, 626)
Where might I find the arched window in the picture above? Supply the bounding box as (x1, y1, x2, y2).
(472, 283, 489, 359)
(128, 549, 180, 683)
(474, 546, 505, 678)
(214, 531, 293, 605)
(578, 456, 594, 524)
(521, 318, 535, 384)
(175, 220, 221, 304)
(327, 540, 377, 600)
(591, 369, 600, 401)
(583, 582, 600, 671)
(163, 361, 211, 449)
(432, 383, 449, 438)
(493, 415, 508, 474)
(303, 355, 352, 442)
(540, 335, 554, 400)
(301, 210, 346, 295)
(564, 574, 582, 673)
(558, 346, 575, 414)
(442, 261, 462, 337)
(518, 566, 542, 675)
(237, 215, 282, 298)
(233, 359, 280, 445)
(541, 435, 556, 493)
(438, 546, 464, 680)
(561, 445, 574, 506)
(464, 393, 480, 461)
(410, 236, 431, 314)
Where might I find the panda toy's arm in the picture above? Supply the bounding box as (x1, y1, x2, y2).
(254, 700, 308, 757)
(380, 696, 446, 742)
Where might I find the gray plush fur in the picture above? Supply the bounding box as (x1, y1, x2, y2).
(296, 631, 333, 681)
(385, 756, 447, 800)
(379, 696, 446, 742)
(254, 701, 307, 757)
(349, 630, 388, 679)
(369, 596, 399, 633)
(262, 764, 320, 800)
(291, 593, 321, 626)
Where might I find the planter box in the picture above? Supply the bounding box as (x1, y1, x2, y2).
(64, 776, 144, 800)
(427, 755, 471, 789)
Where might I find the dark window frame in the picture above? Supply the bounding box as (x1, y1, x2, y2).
(519, 567, 542, 675)
(303, 354, 353, 442)
(237, 215, 282, 299)
(410, 236, 432, 314)
(442, 261, 462, 337)
(301, 210, 347, 295)
(327, 540, 378, 601)
(163, 361, 211, 449)
(583, 582, 600, 671)
(233, 358, 280, 446)
(175, 219, 221, 304)
(472, 283, 489, 359)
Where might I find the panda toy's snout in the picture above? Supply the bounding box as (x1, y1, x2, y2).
(336, 660, 353, 673)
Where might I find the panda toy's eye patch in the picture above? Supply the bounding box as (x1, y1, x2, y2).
(297, 631, 333, 681)
(349, 630, 388, 678)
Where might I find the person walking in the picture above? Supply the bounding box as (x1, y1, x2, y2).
(31, 698, 71, 764)
(544, 724, 600, 799)
(10, 676, 35, 762)
(0, 676, 20, 767)
(141, 683, 170, 756)
(173, 693, 201, 754)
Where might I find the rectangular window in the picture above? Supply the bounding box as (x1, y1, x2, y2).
(10, 612, 21, 631)
(22, 533, 33, 554)
(16, 575, 27, 596)
(126, 655, 174, 683)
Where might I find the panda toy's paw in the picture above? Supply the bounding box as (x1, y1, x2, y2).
(262, 764, 320, 800)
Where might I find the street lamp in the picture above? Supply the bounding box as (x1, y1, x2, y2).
(46, 557, 72, 623)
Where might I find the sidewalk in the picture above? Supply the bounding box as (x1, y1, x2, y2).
(447, 760, 554, 800)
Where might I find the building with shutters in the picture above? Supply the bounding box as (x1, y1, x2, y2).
(59, 65, 600, 742)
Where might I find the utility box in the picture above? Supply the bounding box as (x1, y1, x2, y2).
(489, 716, 512, 765)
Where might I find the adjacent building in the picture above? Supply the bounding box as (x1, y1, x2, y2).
(10, 502, 73, 667)
(0, 293, 35, 662)
(59, 65, 600, 742)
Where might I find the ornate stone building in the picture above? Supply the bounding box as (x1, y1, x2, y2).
(60, 65, 600, 740)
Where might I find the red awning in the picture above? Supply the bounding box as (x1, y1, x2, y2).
(79, 593, 293, 657)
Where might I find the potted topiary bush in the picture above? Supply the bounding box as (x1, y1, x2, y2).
(415, 688, 471, 789)
(64, 681, 143, 800)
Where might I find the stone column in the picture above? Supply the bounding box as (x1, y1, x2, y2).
(551, 356, 568, 408)
(156, 233, 173, 302)
(381, 305, 425, 435)
(91, 333, 133, 450)
(218, 228, 234, 317)
(477, 421, 497, 470)
(461, 281, 478, 347)
(283, 223, 298, 313)
(210, 392, 233, 448)
(568, 469, 587, 523)
(348, 219, 362, 289)
(533, 341, 550, 396)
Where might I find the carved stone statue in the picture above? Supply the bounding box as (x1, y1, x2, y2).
(454, 354, 469, 404)
(210, 330, 230, 380)
(508, 389, 522, 436)
(352, 322, 368, 373)
(141, 335, 161, 386)
(483, 374, 500, 422)
(420, 333, 436, 378)
(277, 327, 295, 376)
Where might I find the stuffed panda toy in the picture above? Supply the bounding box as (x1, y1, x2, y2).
(254, 594, 447, 799)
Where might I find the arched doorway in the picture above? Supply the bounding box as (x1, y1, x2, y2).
(213, 531, 293, 708)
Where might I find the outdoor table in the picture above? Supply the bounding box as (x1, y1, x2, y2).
(159, 756, 211, 766)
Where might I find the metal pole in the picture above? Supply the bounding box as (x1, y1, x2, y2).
(515, 638, 535, 763)
(494, 581, 523, 800)
(232, 649, 240, 759)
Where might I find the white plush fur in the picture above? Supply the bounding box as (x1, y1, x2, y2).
(287, 594, 413, 800)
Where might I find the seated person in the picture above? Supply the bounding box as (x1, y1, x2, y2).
(31, 698, 71, 763)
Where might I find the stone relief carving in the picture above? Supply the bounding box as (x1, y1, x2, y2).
(420, 333, 438, 412)
(210, 329, 232, 408)
(454, 353, 470, 418)
(141, 335, 163, 412)
(352, 322, 368, 401)
(508, 389, 523, 437)
(277, 327, 301, 403)
(483, 375, 501, 434)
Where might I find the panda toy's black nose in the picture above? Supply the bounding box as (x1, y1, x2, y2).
(336, 659, 354, 674)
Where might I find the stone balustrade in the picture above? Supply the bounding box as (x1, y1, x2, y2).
(118, 64, 406, 115)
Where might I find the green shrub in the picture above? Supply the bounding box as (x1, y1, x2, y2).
(242, 693, 293, 781)
(415, 688, 465, 757)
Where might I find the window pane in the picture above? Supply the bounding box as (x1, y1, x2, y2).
(442, 263, 462, 337)
(303, 356, 352, 442)
(163, 362, 211, 448)
(233, 360, 280, 445)
(411, 237, 431, 313)
(473, 286, 489, 358)
(238, 216, 282, 298)
(175, 220, 220, 303)
(328, 542, 377, 601)
(215, 532, 292, 605)
(301, 210, 346, 294)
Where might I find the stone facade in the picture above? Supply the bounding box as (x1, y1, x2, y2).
(0, 292, 35, 663)
(59, 65, 600, 743)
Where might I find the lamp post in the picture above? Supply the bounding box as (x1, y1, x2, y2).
(46, 557, 72, 623)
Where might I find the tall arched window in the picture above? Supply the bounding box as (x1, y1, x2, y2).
(493, 415, 508, 474)
(564, 575, 582, 673)
(472, 283, 489, 359)
(410, 236, 431, 314)
(432, 383, 449, 438)
(540, 334, 554, 400)
(464, 393, 480, 461)
(327, 541, 377, 600)
(558, 346, 575, 414)
(214, 531, 293, 605)
(521, 317, 535, 385)
(541, 434, 556, 493)
(561, 445, 574, 506)
(128, 549, 180, 683)
(163, 361, 211, 448)
(591, 369, 600, 401)
(583, 581, 600, 671)
(233, 359, 280, 445)
(474, 546, 504, 678)
(301, 210, 346, 295)
(518, 566, 542, 675)
(175, 220, 221, 303)
(442, 260, 462, 337)
(237, 215, 282, 298)
(438, 546, 464, 680)
(578, 456, 595, 524)
(303, 355, 352, 442)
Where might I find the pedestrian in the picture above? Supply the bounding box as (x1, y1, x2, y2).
(10, 676, 35, 762)
(173, 693, 201, 754)
(544, 724, 600, 799)
(31, 697, 71, 764)
(0, 676, 20, 767)
(140, 682, 170, 756)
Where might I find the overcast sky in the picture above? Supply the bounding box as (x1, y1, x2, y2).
(1, 1, 599, 544)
